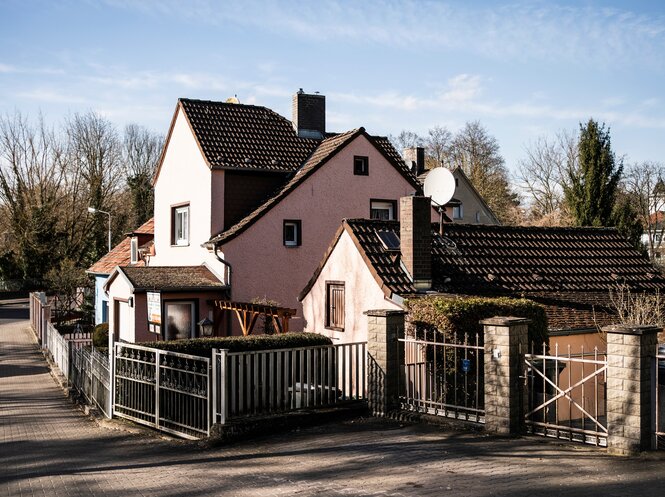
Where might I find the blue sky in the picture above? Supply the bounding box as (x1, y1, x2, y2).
(1, 0, 664, 178)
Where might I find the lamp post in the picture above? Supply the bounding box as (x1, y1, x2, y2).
(88, 206, 112, 253)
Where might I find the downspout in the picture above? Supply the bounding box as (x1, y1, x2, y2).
(213, 244, 232, 298)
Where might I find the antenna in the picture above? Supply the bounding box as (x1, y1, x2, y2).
(423, 167, 456, 234)
(424, 167, 456, 206)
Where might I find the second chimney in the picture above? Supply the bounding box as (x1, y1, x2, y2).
(292, 89, 325, 139)
(400, 196, 432, 291)
(403, 147, 425, 176)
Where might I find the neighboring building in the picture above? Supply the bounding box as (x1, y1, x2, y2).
(86, 218, 154, 325)
(404, 147, 499, 225)
(642, 211, 665, 262)
(105, 91, 432, 343)
(300, 196, 665, 344)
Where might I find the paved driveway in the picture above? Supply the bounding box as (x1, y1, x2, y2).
(2, 319, 665, 497)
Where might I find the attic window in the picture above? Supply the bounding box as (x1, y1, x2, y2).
(377, 230, 400, 251)
(130, 237, 138, 264)
(283, 220, 302, 247)
(354, 156, 369, 176)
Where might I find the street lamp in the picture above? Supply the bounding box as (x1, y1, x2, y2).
(88, 206, 112, 253)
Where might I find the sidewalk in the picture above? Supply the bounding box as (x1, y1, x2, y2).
(2, 320, 665, 497)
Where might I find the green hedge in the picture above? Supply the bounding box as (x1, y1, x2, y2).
(406, 296, 548, 346)
(139, 332, 333, 358)
(93, 323, 109, 348)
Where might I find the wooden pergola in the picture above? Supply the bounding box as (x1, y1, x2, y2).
(213, 300, 297, 336)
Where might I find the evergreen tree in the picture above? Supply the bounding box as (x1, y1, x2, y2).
(564, 119, 622, 226)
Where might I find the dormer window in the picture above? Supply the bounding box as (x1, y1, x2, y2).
(172, 204, 189, 246)
(130, 237, 138, 264)
(354, 156, 369, 176)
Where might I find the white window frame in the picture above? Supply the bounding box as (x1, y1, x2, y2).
(130, 237, 138, 264)
(283, 220, 301, 247)
(370, 200, 396, 221)
(173, 205, 189, 246)
(164, 301, 196, 340)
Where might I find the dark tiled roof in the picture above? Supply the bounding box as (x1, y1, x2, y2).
(338, 219, 665, 330)
(120, 266, 226, 292)
(208, 129, 421, 246)
(179, 98, 320, 172)
(87, 218, 154, 275)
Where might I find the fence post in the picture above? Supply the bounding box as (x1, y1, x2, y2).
(155, 349, 161, 430)
(603, 324, 660, 455)
(365, 309, 405, 416)
(481, 316, 530, 435)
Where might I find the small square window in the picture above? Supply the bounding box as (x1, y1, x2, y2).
(283, 220, 302, 247)
(354, 156, 369, 176)
(172, 204, 189, 246)
(452, 204, 463, 220)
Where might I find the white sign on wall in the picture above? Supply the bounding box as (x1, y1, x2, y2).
(147, 291, 161, 334)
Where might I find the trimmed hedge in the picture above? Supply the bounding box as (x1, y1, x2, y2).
(139, 332, 333, 358)
(406, 296, 548, 346)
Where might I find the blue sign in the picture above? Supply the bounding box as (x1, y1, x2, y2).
(461, 359, 471, 373)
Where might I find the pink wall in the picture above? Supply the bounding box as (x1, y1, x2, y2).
(221, 134, 418, 331)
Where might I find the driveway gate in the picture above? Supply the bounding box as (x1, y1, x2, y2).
(399, 329, 484, 422)
(524, 343, 607, 446)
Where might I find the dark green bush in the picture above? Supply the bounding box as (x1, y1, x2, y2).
(140, 332, 333, 358)
(93, 323, 109, 348)
(406, 296, 548, 346)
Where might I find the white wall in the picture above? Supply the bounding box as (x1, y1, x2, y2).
(106, 272, 135, 345)
(93, 274, 108, 325)
(151, 106, 225, 278)
(301, 229, 402, 344)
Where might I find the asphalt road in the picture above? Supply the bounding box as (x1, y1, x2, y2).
(0, 297, 29, 323)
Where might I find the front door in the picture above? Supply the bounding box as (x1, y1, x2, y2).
(164, 301, 196, 341)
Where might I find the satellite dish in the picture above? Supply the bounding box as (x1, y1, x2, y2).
(424, 167, 456, 206)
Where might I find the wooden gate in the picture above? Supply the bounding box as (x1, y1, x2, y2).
(524, 343, 607, 446)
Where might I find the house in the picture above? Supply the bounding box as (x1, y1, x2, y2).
(104, 90, 434, 343)
(403, 147, 499, 225)
(86, 218, 154, 325)
(299, 195, 665, 344)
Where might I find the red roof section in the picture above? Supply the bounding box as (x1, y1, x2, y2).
(87, 218, 154, 275)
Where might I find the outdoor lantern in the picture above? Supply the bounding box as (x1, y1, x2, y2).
(198, 317, 214, 337)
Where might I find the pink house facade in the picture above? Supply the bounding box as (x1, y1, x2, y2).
(104, 90, 431, 343)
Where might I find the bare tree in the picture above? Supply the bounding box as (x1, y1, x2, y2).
(425, 125, 452, 169)
(449, 121, 519, 224)
(518, 136, 565, 216)
(624, 161, 665, 262)
(0, 112, 65, 283)
(124, 124, 163, 226)
(388, 130, 424, 153)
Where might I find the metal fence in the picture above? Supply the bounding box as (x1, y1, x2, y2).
(399, 329, 484, 422)
(212, 342, 366, 424)
(113, 343, 211, 439)
(71, 346, 112, 417)
(524, 343, 607, 447)
(655, 345, 665, 449)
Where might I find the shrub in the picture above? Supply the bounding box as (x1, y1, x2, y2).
(140, 332, 333, 358)
(93, 323, 109, 348)
(406, 295, 548, 346)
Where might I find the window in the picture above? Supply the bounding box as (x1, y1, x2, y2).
(475, 211, 481, 223)
(164, 301, 196, 340)
(370, 200, 396, 221)
(172, 204, 189, 246)
(130, 237, 138, 264)
(283, 220, 302, 247)
(325, 281, 345, 331)
(453, 204, 463, 220)
(354, 156, 369, 176)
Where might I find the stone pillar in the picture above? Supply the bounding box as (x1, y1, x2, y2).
(481, 316, 530, 435)
(365, 309, 405, 416)
(603, 324, 660, 456)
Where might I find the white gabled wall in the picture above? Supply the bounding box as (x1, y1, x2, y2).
(151, 106, 225, 277)
(301, 229, 402, 344)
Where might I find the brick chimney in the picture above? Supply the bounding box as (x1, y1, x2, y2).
(403, 147, 425, 176)
(292, 89, 325, 139)
(400, 196, 432, 291)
